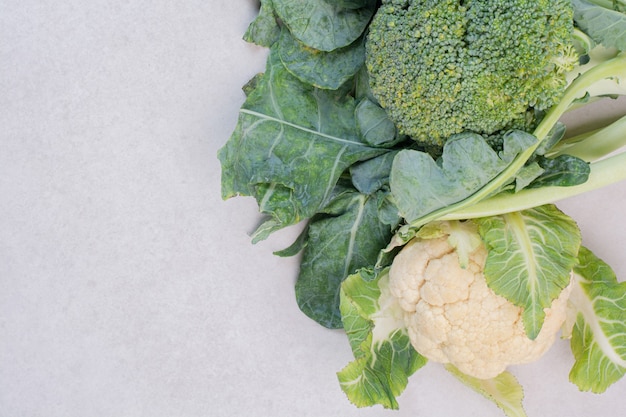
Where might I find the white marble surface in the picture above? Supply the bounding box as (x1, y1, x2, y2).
(1, 1, 625, 416)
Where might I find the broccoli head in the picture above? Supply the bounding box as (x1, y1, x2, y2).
(366, 0, 578, 146)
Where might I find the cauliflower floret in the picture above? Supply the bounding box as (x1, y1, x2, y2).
(389, 232, 572, 379)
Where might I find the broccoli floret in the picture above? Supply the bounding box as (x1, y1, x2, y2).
(366, 0, 578, 146)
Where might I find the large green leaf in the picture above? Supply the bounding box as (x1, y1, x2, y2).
(572, 0, 626, 50)
(390, 131, 537, 224)
(445, 365, 528, 417)
(476, 205, 581, 339)
(218, 47, 385, 241)
(567, 246, 626, 393)
(295, 187, 398, 328)
(337, 268, 427, 409)
(272, 0, 377, 51)
(278, 28, 366, 90)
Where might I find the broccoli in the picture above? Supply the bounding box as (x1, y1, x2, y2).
(365, 0, 579, 146)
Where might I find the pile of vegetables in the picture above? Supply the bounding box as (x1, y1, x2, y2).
(218, 0, 626, 415)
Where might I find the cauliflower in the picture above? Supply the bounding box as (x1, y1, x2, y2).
(338, 211, 624, 411)
(388, 222, 573, 379)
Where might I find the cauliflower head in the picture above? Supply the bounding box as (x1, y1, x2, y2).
(388, 222, 572, 379)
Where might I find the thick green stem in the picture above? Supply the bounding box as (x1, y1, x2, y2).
(548, 115, 626, 161)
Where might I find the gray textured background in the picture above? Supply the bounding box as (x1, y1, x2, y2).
(1, 1, 625, 416)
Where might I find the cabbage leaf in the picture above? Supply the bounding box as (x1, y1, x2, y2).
(272, 0, 377, 51)
(243, 0, 281, 47)
(390, 131, 537, 224)
(354, 98, 399, 147)
(445, 365, 527, 417)
(566, 246, 626, 393)
(293, 186, 398, 328)
(350, 151, 398, 195)
(476, 205, 581, 339)
(277, 28, 365, 90)
(218, 47, 385, 241)
(572, 0, 626, 50)
(337, 268, 426, 409)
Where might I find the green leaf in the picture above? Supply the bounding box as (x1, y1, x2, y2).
(218, 47, 385, 241)
(336, 0, 373, 9)
(572, 0, 626, 50)
(272, 0, 377, 51)
(528, 155, 590, 188)
(273, 224, 308, 257)
(350, 151, 397, 195)
(377, 193, 402, 228)
(241, 73, 264, 97)
(476, 205, 581, 339)
(355, 99, 399, 147)
(513, 162, 544, 192)
(295, 188, 397, 328)
(278, 28, 366, 90)
(533, 122, 566, 156)
(353, 66, 378, 103)
(567, 246, 626, 393)
(339, 267, 379, 357)
(243, 0, 281, 47)
(390, 131, 537, 224)
(445, 365, 528, 417)
(337, 268, 427, 409)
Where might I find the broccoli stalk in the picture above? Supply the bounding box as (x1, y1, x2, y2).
(548, 114, 626, 161)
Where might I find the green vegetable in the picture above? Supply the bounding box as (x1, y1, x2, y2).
(219, 1, 626, 415)
(405, 50, 626, 226)
(338, 211, 621, 412)
(365, 0, 577, 145)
